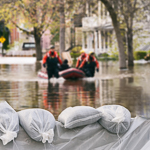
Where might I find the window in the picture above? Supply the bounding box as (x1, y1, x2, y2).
(22, 43, 36, 50)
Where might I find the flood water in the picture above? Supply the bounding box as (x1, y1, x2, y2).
(0, 58, 150, 119)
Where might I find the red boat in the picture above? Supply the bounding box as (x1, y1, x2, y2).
(38, 68, 85, 80)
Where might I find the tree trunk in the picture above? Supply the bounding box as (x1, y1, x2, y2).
(101, 0, 126, 69)
(33, 27, 42, 61)
(59, 0, 65, 58)
(113, 21, 127, 69)
(127, 28, 134, 66)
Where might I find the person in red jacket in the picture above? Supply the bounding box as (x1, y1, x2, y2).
(76, 49, 87, 68)
(79, 51, 99, 77)
(43, 46, 62, 80)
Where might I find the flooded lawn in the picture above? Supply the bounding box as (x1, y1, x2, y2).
(0, 58, 150, 119)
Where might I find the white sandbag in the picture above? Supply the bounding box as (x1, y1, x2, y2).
(58, 106, 102, 129)
(18, 108, 55, 143)
(97, 105, 131, 134)
(0, 101, 19, 145)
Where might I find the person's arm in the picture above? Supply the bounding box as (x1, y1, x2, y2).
(95, 59, 99, 68)
(42, 54, 48, 67)
(57, 55, 63, 65)
(54, 51, 62, 65)
(83, 53, 88, 59)
(79, 59, 86, 69)
(94, 57, 99, 72)
(76, 59, 80, 68)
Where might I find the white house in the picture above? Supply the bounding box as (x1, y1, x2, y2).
(82, 1, 150, 55)
(82, 1, 114, 55)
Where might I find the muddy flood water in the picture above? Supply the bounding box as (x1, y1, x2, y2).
(0, 57, 150, 119)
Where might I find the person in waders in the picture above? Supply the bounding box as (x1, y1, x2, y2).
(42, 46, 62, 81)
(76, 49, 87, 69)
(79, 51, 99, 77)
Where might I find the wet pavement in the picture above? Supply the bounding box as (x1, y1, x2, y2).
(0, 57, 150, 119)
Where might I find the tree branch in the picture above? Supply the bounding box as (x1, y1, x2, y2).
(11, 20, 34, 35)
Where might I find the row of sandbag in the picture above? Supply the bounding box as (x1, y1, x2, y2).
(0, 101, 131, 145)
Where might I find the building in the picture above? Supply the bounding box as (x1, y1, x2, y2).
(82, 1, 150, 55)
(82, 1, 114, 55)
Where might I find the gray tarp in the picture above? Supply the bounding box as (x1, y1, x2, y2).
(0, 116, 149, 150)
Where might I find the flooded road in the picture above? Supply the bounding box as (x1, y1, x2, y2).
(0, 57, 150, 119)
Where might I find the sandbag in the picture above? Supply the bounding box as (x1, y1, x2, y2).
(0, 101, 19, 145)
(58, 106, 102, 129)
(97, 105, 131, 134)
(18, 108, 56, 143)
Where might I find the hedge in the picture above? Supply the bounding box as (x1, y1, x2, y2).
(134, 51, 147, 60)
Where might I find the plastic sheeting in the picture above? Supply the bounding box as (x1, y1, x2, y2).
(0, 116, 150, 150)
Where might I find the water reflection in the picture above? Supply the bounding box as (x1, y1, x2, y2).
(0, 64, 36, 80)
(43, 82, 61, 119)
(0, 61, 150, 119)
(41, 80, 100, 119)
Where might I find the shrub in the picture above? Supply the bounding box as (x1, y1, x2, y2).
(109, 53, 119, 60)
(98, 53, 109, 57)
(71, 46, 82, 53)
(134, 51, 147, 60)
(70, 46, 82, 59)
(70, 52, 80, 59)
(147, 50, 150, 54)
(32, 53, 36, 57)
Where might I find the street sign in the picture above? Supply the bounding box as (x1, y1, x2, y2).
(0, 36, 6, 44)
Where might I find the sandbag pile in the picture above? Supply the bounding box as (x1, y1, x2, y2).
(0, 101, 132, 147)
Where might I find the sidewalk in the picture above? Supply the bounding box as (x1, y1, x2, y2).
(0, 57, 36, 64)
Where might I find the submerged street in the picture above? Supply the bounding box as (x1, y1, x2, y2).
(0, 57, 150, 119)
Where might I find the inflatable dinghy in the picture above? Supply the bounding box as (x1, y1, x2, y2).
(38, 68, 85, 80)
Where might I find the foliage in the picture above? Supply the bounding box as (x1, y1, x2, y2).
(32, 53, 36, 57)
(70, 46, 82, 59)
(70, 52, 80, 58)
(99, 53, 109, 57)
(0, 25, 10, 50)
(71, 46, 82, 53)
(0, 0, 61, 60)
(147, 50, 150, 54)
(96, 52, 118, 61)
(108, 45, 119, 60)
(134, 51, 147, 60)
(50, 22, 60, 45)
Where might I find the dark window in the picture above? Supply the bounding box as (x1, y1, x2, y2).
(22, 43, 36, 50)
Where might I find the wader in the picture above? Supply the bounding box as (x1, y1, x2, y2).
(46, 57, 59, 79)
(83, 61, 96, 77)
